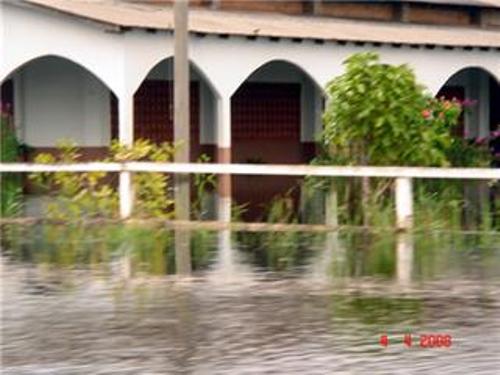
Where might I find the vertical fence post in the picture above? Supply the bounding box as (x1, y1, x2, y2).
(118, 93, 134, 219)
(119, 168, 133, 219)
(396, 232, 414, 287)
(174, 0, 191, 275)
(395, 177, 413, 230)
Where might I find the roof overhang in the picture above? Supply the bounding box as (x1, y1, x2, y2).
(9, 0, 500, 49)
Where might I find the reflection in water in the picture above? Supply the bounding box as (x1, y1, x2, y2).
(396, 233, 414, 288)
(1, 226, 500, 374)
(308, 231, 346, 282)
(207, 229, 253, 285)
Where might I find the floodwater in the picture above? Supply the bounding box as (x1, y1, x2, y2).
(1, 226, 500, 374)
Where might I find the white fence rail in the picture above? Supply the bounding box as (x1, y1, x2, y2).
(1, 162, 499, 230)
(1, 162, 499, 179)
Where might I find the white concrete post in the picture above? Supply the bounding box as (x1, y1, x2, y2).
(395, 177, 413, 230)
(478, 71, 490, 138)
(396, 233, 414, 287)
(216, 95, 232, 223)
(216, 94, 232, 265)
(118, 93, 134, 219)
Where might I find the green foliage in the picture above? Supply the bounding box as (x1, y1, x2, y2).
(236, 189, 316, 271)
(110, 139, 176, 218)
(21, 140, 219, 274)
(322, 52, 463, 167)
(29, 141, 118, 220)
(447, 137, 491, 167)
(29, 139, 177, 220)
(315, 52, 493, 229)
(192, 153, 216, 219)
(1, 112, 22, 217)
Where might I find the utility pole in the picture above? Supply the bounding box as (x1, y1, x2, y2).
(174, 0, 191, 275)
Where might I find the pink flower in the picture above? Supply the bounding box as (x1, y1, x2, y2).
(422, 109, 432, 119)
(461, 98, 478, 107)
(491, 130, 500, 138)
(475, 136, 486, 145)
(442, 100, 452, 110)
(0, 102, 12, 115)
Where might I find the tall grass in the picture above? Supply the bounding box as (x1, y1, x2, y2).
(0, 112, 22, 217)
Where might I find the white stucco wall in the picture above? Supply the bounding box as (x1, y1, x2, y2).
(2, 2, 500, 148)
(17, 57, 110, 147)
(1, 3, 124, 96)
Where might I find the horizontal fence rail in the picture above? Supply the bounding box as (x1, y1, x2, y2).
(0, 162, 499, 180)
(1, 162, 499, 230)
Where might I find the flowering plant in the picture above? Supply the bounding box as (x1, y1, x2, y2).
(490, 127, 500, 162)
(322, 52, 465, 167)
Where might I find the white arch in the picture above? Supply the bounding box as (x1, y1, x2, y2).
(1, 54, 117, 96)
(189, 37, 340, 98)
(1, 3, 124, 96)
(231, 58, 325, 96)
(130, 55, 221, 98)
(434, 65, 500, 95)
(412, 58, 500, 96)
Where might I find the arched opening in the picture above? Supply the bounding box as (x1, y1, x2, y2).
(230, 60, 324, 220)
(437, 67, 500, 227)
(436, 67, 500, 139)
(111, 58, 219, 162)
(1, 55, 115, 161)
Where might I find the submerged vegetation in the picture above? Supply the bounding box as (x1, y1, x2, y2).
(312, 52, 497, 230)
(1, 110, 22, 217)
(1, 52, 498, 278)
(1, 140, 219, 273)
(29, 139, 177, 220)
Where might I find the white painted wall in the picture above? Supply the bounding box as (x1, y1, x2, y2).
(1, 3, 125, 96)
(2, 2, 500, 147)
(19, 57, 110, 147)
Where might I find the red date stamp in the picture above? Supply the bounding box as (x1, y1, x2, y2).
(379, 333, 452, 348)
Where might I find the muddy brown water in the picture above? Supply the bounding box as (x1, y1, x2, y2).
(1, 229, 499, 374)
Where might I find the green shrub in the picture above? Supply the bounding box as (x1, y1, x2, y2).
(29, 139, 177, 220)
(322, 52, 464, 167)
(0, 111, 22, 217)
(315, 52, 492, 228)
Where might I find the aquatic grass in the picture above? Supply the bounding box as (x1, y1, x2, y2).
(0, 112, 23, 217)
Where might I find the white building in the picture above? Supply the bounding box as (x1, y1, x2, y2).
(1, 0, 499, 219)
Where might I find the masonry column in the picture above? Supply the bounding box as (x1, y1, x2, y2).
(216, 95, 232, 223)
(478, 71, 490, 138)
(118, 93, 134, 219)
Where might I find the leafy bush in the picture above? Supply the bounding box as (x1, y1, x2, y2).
(322, 52, 467, 167)
(22, 140, 219, 273)
(316, 52, 492, 228)
(236, 189, 317, 271)
(0, 111, 22, 216)
(29, 139, 176, 220)
(110, 139, 176, 218)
